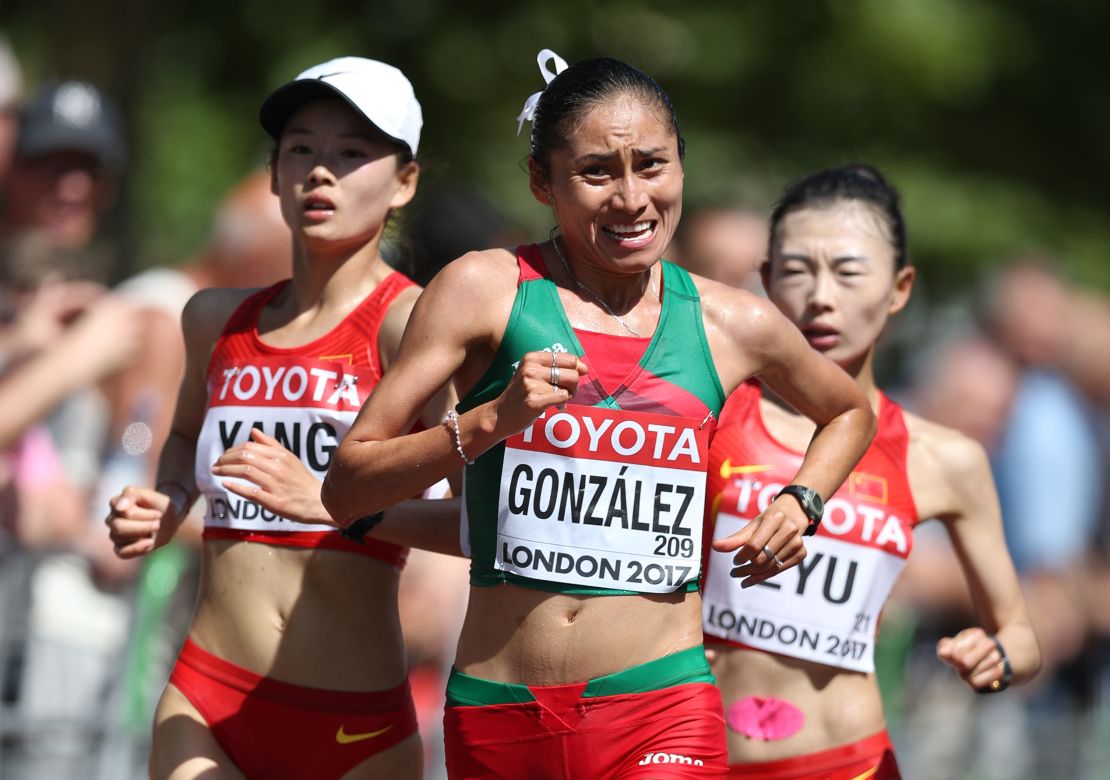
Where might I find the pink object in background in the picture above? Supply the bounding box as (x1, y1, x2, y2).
(10, 426, 65, 489)
(726, 696, 805, 740)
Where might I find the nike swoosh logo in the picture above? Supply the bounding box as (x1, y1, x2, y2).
(719, 459, 773, 479)
(335, 724, 394, 744)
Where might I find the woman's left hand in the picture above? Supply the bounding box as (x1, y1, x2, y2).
(936, 627, 1006, 691)
(212, 427, 333, 525)
(711, 495, 808, 588)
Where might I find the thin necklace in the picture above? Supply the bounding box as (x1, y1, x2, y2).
(551, 235, 658, 338)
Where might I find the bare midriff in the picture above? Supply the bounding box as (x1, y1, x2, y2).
(454, 584, 704, 685)
(711, 644, 885, 763)
(187, 539, 406, 691)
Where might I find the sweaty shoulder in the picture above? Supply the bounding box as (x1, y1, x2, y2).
(690, 273, 789, 391)
(180, 286, 258, 359)
(426, 248, 520, 298)
(417, 248, 522, 348)
(904, 410, 994, 522)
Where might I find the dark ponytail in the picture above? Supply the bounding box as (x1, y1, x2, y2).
(529, 57, 685, 181)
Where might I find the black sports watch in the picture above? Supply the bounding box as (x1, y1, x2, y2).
(776, 485, 824, 536)
(340, 511, 385, 544)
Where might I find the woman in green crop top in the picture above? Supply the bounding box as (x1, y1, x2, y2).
(320, 51, 877, 779)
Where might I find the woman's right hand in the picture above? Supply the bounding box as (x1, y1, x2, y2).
(490, 350, 589, 437)
(105, 485, 181, 558)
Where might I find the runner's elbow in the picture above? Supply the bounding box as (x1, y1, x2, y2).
(321, 463, 355, 522)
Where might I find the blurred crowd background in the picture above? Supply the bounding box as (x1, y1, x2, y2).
(1, 2, 1108, 778)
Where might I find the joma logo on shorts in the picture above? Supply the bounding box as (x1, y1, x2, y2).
(638, 752, 704, 766)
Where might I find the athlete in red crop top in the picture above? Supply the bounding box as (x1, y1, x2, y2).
(702, 165, 1041, 779)
(104, 58, 457, 779)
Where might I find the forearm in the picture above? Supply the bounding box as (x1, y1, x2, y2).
(153, 429, 201, 529)
(0, 347, 89, 448)
(790, 406, 876, 499)
(376, 497, 464, 557)
(324, 402, 501, 522)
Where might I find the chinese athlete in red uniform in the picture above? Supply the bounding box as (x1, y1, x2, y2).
(702, 165, 1041, 779)
(105, 57, 453, 779)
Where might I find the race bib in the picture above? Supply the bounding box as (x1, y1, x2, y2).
(703, 511, 907, 673)
(496, 406, 710, 593)
(197, 405, 354, 534)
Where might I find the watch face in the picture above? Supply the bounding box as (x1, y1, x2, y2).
(808, 490, 824, 518)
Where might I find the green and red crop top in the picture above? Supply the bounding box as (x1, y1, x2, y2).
(457, 245, 726, 595)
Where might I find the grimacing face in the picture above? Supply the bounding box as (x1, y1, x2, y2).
(530, 94, 683, 281)
(765, 200, 914, 371)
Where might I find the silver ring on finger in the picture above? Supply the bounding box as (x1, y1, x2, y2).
(763, 545, 784, 569)
(551, 383, 560, 393)
(551, 351, 558, 367)
(551, 365, 560, 386)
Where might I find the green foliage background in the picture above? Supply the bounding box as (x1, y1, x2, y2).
(3, 0, 1107, 297)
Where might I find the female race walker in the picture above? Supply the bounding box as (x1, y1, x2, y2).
(105, 57, 451, 779)
(701, 164, 1041, 779)
(319, 51, 876, 779)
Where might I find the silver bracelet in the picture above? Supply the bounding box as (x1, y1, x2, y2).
(443, 410, 474, 465)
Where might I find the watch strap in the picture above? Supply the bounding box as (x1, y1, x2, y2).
(340, 511, 385, 544)
(776, 484, 822, 536)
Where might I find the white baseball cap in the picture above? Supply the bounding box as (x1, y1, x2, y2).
(259, 56, 422, 155)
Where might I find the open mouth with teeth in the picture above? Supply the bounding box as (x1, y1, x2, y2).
(601, 220, 657, 248)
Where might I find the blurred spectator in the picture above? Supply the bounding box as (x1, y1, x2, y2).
(0, 75, 134, 492)
(1058, 289, 1110, 547)
(119, 169, 288, 301)
(0, 76, 141, 780)
(0, 277, 141, 450)
(109, 169, 290, 485)
(34, 170, 291, 777)
(0, 35, 24, 184)
(890, 259, 1108, 779)
(0, 80, 125, 287)
(980, 261, 1102, 576)
(912, 333, 1019, 452)
(896, 333, 1021, 609)
(668, 204, 768, 293)
(1058, 283, 1110, 775)
(981, 262, 1106, 778)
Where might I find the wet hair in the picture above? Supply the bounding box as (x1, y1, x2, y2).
(769, 164, 909, 269)
(529, 57, 685, 180)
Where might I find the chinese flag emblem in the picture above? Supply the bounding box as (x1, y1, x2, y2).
(849, 472, 888, 504)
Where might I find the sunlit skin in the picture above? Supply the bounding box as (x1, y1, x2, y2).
(321, 96, 875, 692)
(104, 98, 451, 780)
(712, 200, 1040, 765)
(275, 100, 416, 261)
(765, 202, 914, 388)
(530, 95, 683, 318)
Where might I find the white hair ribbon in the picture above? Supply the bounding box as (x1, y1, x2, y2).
(516, 49, 569, 136)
